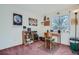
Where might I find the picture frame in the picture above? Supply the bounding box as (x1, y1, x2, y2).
(13, 13, 22, 25)
(29, 18, 37, 26)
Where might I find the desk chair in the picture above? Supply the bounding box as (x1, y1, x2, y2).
(44, 32, 55, 51)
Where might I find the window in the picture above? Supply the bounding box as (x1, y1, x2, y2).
(51, 15, 70, 32)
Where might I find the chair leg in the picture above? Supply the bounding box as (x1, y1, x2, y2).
(45, 39, 46, 48)
(50, 42, 52, 51)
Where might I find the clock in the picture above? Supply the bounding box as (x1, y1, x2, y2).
(13, 13, 22, 25)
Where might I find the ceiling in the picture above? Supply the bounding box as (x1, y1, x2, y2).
(19, 4, 79, 15)
(3, 4, 79, 15)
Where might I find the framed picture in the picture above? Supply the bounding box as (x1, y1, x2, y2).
(13, 13, 22, 25)
(29, 18, 37, 26)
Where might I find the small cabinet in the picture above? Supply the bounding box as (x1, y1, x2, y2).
(22, 31, 38, 45)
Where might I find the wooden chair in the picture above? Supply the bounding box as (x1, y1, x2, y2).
(44, 32, 55, 51)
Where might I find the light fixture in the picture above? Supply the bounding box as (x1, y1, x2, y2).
(73, 8, 79, 13)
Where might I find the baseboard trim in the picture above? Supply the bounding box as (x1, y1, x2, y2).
(56, 42, 69, 46)
(0, 44, 22, 51)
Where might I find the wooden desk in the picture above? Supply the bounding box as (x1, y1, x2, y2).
(51, 33, 60, 37)
(44, 32, 60, 38)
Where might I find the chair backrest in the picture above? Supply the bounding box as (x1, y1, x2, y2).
(44, 32, 48, 38)
(44, 32, 52, 38)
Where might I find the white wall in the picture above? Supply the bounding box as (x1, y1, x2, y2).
(0, 5, 43, 50)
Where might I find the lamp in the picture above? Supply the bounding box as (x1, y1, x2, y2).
(69, 9, 79, 53)
(73, 8, 79, 41)
(74, 12, 77, 40)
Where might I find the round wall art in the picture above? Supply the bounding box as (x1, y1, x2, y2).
(13, 13, 22, 25)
